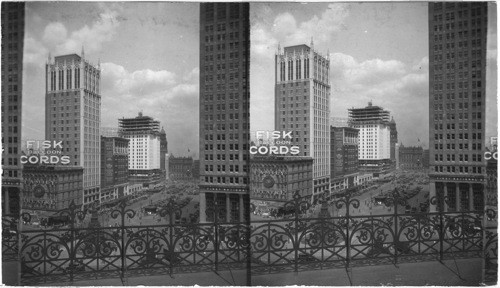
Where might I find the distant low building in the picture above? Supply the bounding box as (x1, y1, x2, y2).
(22, 164, 83, 211)
(169, 156, 194, 181)
(398, 144, 424, 170)
(422, 149, 429, 169)
(192, 160, 200, 180)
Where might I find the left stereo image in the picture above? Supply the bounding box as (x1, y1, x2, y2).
(2, 2, 251, 286)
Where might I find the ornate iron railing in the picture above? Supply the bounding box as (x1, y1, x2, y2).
(12, 188, 495, 284)
(19, 198, 250, 285)
(484, 208, 498, 285)
(250, 189, 484, 275)
(2, 198, 20, 262)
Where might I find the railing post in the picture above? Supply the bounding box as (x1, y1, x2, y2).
(214, 202, 219, 272)
(169, 207, 175, 276)
(345, 196, 351, 269)
(294, 207, 299, 273)
(121, 203, 126, 280)
(68, 207, 75, 283)
(393, 196, 399, 266)
(439, 207, 444, 262)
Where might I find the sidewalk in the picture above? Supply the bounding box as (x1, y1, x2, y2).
(42, 269, 249, 286)
(11, 258, 485, 286)
(2, 261, 19, 286)
(252, 258, 483, 286)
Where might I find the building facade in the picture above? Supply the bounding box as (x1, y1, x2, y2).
(1, 2, 24, 215)
(199, 3, 250, 223)
(169, 156, 194, 181)
(398, 145, 424, 170)
(275, 42, 331, 202)
(428, 2, 487, 212)
(250, 156, 313, 204)
(423, 149, 430, 169)
(22, 164, 83, 211)
(45, 51, 101, 208)
(348, 102, 391, 177)
(100, 136, 129, 204)
(330, 126, 359, 196)
(119, 113, 161, 187)
(192, 159, 200, 180)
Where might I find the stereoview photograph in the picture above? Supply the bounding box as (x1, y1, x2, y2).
(0, 1, 497, 286)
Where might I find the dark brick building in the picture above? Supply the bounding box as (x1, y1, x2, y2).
(2, 2, 24, 215)
(100, 136, 129, 203)
(330, 126, 359, 194)
(428, 2, 488, 212)
(199, 3, 250, 223)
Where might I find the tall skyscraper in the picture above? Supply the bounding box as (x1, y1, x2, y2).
(118, 113, 161, 187)
(348, 102, 391, 177)
(1, 2, 24, 215)
(199, 3, 250, 223)
(45, 50, 101, 208)
(275, 42, 331, 202)
(428, 2, 487, 212)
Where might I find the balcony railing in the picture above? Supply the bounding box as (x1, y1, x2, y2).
(6, 189, 498, 284)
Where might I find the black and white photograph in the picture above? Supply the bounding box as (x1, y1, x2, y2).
(0, 1, 498, 286)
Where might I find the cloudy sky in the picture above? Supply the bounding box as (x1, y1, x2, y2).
(250, 3, 497, 148)
(22, 3, 498, 157)
(23, 2, 200, 158)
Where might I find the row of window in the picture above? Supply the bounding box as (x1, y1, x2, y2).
(434, 122, 483, 130)
(204, 164, 246, 172)
(433, 112, 482, 121)
(433, 101, 482, 110)
(202, 92, 248, 102)
(433, 91, 482, 101)
(434, 132, 483, 141)
(204, 143, 249, 151)
(204, 21, 241, 33)
(203, 176, 248, 185)
(434, 142, 483, 151)
(203, 82, 247, 92)
(434, 153, 483, 162)
(433, 165, 483, 174)
(433, 70, 482, 81)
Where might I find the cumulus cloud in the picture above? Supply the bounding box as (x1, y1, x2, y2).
(100, 62, 199, 157)
(182, 67, 199, 82)
(252, 3, 349, 59)
(54, 10, 120, 55)
(101, 62, 176, 96)
(42, 22, 68, 45)
(275, 4, 348, 46)
(26, 8, 121, 67)
(24, 36, 48, 67)
(332, 53, 407, 86)
(330, 53, 429, 146)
